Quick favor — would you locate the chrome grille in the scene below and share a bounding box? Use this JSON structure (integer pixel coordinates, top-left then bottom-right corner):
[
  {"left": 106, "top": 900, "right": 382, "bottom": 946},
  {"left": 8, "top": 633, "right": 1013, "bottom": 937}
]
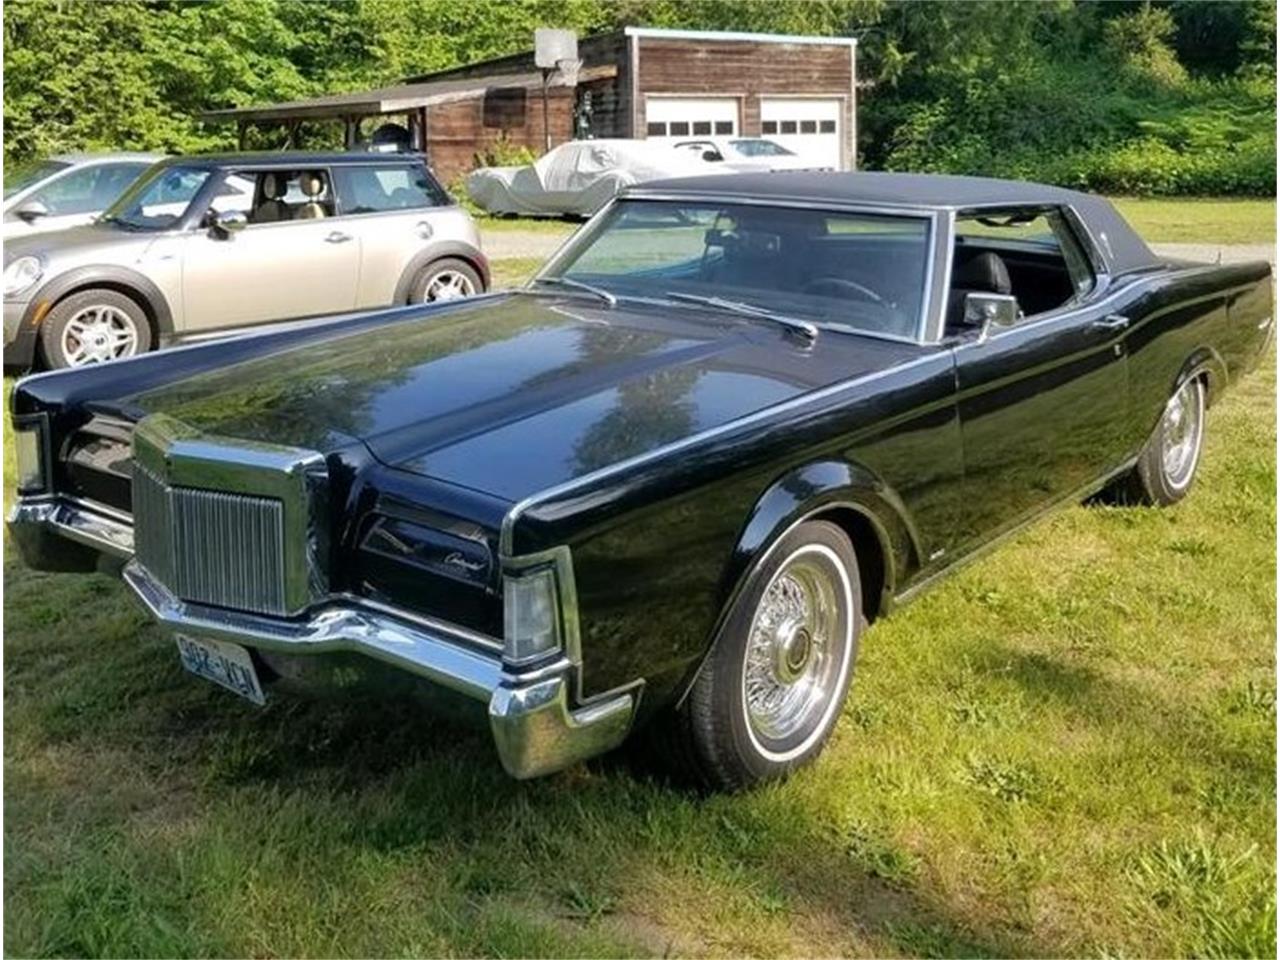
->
[{"left": 133, "top": 463, "right": 288, "bottom": 616}]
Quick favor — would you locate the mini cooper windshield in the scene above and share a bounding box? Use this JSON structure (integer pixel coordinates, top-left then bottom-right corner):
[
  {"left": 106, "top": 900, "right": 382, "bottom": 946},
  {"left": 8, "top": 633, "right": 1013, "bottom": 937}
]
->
[
  {"left": 101, "top": 165, "right": 212, "bottom": 231},
  {"left": 541, "top": 199, "right": 933, "bottom": 340}
]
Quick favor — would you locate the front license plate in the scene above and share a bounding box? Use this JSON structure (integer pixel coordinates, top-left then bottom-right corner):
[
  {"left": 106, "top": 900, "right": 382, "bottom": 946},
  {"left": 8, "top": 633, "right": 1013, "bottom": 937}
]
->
[{"left": 175, "top": 634, "right": 266, "bottom": 706}]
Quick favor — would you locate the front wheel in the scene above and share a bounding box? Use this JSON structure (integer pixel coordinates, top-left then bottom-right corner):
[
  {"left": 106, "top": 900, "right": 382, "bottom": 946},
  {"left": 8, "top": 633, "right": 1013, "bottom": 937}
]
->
[
  {"left": 407, "top": 258, "right": 482, "bottom": 304},
  {"left": 39, "top": 289, "right": 152, "bottom": 369},
  {"left": 663, "top": 520, "right": 862, "bottom": 791}
]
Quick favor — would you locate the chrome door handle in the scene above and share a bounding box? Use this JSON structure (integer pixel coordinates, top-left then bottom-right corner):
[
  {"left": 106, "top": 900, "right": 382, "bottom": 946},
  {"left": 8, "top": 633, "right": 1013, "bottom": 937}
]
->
[
  {"left": 1091, "top": 314, "right": 1130, "bottom": 332},
  {"left": 325, "top": 231, "right": 353, "bottom": 244}
]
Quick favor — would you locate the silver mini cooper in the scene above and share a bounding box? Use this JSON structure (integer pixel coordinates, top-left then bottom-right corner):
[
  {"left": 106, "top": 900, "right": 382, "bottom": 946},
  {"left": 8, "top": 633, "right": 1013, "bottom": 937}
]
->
[{"left": 3, "top": 152, "right": 488, "bottom": 369}]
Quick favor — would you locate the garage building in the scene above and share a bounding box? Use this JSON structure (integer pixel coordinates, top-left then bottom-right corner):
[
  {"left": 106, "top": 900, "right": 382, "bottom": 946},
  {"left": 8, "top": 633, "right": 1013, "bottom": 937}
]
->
[{"left": 206, "top": 27, "right": 858, "bottom": 183}]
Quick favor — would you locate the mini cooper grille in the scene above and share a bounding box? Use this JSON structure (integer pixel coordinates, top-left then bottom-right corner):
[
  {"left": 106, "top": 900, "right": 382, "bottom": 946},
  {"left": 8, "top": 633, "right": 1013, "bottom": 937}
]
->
[{"left": 133, "top": 464, "right": 288, "bottom": 615}]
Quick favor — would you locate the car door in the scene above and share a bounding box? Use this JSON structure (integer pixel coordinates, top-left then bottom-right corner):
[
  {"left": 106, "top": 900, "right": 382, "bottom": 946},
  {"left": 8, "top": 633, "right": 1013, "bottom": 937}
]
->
[
  {"left": 330, "top": 161, "right": 456, "bottom": 307},
  {"left": 179, "top": 168, "right": 361, "bottom": 333},
  {"left": 947, "top": 207, "right": 1133, "bottom": 548}
]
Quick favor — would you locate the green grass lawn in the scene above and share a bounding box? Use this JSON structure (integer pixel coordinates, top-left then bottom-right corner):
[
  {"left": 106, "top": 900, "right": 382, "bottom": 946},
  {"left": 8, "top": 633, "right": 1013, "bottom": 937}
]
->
[
  {"left": 1110, "top": 197, "right": 1276, "bottom": 246},
  {"left": 489, "top": 257, "right": 545, "bottom": 290},
  {"left": 4, "top": 339, "right": 1274, "bottom": 956}
]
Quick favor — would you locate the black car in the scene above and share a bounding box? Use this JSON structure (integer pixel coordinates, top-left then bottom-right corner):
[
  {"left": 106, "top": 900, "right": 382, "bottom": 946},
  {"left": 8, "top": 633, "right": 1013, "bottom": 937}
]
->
[{"left": 9, "top": 172, "right": 1273, "bottom": 790}]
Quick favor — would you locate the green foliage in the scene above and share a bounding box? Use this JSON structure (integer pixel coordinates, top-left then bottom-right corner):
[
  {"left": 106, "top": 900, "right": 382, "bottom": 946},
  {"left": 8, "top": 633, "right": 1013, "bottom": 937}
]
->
[
  {"left": 2, "top": 0, "right": 1275, "bottom": 196},
  {"left": 871, "top": 3, "right": 1275, "bottom": 195}
]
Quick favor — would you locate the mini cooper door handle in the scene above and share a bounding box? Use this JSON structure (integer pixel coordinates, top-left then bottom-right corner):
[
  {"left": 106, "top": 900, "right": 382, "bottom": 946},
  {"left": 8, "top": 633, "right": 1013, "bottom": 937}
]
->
[
  {"left": 1092, "top": 314, "right": 1130, "bottom": 332},
  {"left": 325, "top": 231, "right": 353, "bottom": 244}
]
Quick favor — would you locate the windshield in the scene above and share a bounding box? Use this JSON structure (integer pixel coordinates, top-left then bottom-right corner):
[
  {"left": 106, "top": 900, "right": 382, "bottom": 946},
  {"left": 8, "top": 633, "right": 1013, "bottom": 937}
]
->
[
  {"left": 729, "top": 140, "right": 794, "bottom": 158},
  {"left": 4, "top": 159, "right": 71, "bottom": 199},
  {"left": 102, "top": 164, "right": 211, "bottom": 230},
  {"left": 541, "top": 199, "right": 933, "bottom": 340}
]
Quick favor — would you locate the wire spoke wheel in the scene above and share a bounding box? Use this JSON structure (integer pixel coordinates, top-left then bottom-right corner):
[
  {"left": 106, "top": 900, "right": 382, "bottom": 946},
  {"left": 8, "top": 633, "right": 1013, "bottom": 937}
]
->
[
  {"left": 1160, "top": 377, "right": 1204, "bottom": 491},
  {"left": 741, "top": 542, "right": 852, "bottom": 759}
]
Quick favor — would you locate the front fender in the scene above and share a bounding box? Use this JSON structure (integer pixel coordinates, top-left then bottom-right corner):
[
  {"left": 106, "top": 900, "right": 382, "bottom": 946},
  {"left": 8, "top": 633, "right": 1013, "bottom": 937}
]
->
[
  {"left": 667, "top": 457, "right": 921, "bottom": 710},
  {"left": 24, "top": 264, "right": 174, "bottom": 335}
]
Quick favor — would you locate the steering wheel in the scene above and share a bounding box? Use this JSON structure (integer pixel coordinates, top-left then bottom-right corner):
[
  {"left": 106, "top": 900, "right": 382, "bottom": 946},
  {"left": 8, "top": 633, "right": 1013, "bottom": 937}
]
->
[{"left": 801, "top": 276, "right": 887, "bottom": 306}]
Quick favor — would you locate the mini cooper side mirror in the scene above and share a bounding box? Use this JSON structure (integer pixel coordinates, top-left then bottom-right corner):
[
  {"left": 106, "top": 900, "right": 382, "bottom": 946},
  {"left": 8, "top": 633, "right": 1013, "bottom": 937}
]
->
[
  {"left": 14, "top": 200, "right": 49, "bottom": 223},
  {"left": 212, "top": 209, "right": 247, "bottom": 236},
  {"left": 964, "top": 292, "right": 1020, "bottom": 339}
]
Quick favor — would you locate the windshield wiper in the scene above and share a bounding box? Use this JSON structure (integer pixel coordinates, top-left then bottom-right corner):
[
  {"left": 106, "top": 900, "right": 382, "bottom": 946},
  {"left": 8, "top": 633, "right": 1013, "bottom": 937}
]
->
[
  {"left": 529, "top": 275, "right": 617, "bottom": 308},
  {"left": 664, "top": 292, "right": 818, "bottom": 342}
]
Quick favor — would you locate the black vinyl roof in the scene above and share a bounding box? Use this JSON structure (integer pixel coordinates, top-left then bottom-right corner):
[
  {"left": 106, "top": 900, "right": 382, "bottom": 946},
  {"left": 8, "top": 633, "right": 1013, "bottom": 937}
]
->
[{"left": 628, "top": 171, "right": 1160, "bottom": 274}]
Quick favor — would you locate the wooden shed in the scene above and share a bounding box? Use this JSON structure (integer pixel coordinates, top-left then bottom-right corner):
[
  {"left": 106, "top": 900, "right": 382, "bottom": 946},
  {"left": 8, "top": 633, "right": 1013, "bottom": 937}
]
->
[{"left": 205, "top": 27, "right": 858, "bottom": 184}]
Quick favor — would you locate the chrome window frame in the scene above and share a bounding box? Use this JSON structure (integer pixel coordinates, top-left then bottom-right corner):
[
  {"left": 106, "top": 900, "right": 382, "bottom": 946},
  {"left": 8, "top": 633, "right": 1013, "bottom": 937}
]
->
[
  {"left": 938, "top": 201, "right": 1118, "bottom": 346},
  {"left": 536, "top": 193, "right": 945, "bottom": 345}
]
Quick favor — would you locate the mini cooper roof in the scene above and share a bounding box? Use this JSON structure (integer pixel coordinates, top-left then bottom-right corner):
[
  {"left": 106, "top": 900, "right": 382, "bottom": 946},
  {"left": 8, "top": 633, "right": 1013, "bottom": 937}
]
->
[{"left": 628, "top": 171, "right": 1160, "bottom": 275}]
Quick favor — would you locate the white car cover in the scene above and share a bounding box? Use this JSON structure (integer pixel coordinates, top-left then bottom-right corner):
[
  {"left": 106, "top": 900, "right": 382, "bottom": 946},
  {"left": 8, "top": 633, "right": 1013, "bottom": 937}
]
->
[{"left": 466, "top": 139, "right": 726, "bottom": 217}]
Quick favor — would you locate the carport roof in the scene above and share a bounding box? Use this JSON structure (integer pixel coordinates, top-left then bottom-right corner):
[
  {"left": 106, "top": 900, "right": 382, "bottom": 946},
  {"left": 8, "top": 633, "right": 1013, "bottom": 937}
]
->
[{"left": 203, "top": 65, "right": 616, "bottom": 124}]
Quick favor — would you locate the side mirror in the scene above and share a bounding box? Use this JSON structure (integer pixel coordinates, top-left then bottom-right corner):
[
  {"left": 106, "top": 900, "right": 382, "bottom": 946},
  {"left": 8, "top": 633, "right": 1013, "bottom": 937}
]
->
[
  {"left": 964, "top": 292, "right": 1020, "bottom": 339},
  {"left": 14, "top": 200, "right": 49, "bottom": 223},
  {"left": 702, "top": 150, "right": 722, "bottom": 162},
  {"left": 211, "top": 209, "right": 247, "bottom": 236}
]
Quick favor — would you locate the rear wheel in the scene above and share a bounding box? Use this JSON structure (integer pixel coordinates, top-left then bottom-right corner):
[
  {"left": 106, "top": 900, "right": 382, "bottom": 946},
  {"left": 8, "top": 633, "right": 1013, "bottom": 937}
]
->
[
  {"left": 1122, "top": 376, "right": 1207, "bottom": 505},
  {"left": 407, "top": 258, "right": 482, "bottom": 304},
  {"left": 662, "top": 520, "right": 862, "bottom": 791},
  {"left": 39, "top": 289, "right": 151, "bottom": 369}
]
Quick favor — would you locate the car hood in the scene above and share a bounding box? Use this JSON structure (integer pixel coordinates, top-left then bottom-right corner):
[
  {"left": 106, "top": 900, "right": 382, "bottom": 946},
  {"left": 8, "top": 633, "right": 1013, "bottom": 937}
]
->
[
  {"left": 124, "top": 293, "right": 917, "bottom": 503},
  {"left": 4, "top": 220, "right": 147, "bottom": 263}
]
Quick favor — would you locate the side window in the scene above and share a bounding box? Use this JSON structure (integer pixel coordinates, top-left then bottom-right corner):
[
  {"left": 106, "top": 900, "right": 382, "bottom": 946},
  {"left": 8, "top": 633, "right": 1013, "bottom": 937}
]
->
[
  {"left": 333, "top": 164, "right": 449, "bottom": 215},
  {"left": 30, "top": 165, "right": 110, "bottom": 215},
  {"left": 239, "top": 170, "right": 335, "bottom": 224},
  {"left": 950, "top": 207, "right": 1097, "bottom": 327}
]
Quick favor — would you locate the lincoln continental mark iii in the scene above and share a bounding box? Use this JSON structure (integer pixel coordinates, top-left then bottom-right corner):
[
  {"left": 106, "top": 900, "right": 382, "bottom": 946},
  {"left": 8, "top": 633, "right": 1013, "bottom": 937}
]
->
[{"left": 9, "top": 173, "right": 1273, "bottom": 791}]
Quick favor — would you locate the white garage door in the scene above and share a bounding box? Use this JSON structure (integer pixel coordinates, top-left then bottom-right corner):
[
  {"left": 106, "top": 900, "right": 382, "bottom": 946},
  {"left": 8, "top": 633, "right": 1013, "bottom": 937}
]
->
[
  {"left": 761, "top": 98, "right": 844, "bottom": 170},
  {"left": 645, "top": 97, "right": 739, "bottom": 141}
]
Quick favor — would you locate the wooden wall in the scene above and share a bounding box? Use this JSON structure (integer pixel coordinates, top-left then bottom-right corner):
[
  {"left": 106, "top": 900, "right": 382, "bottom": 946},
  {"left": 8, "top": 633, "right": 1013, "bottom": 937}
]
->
[
  {"left": 420, "top": 33, "right": 856, "bottom": 180},
  {"left": 634, "top": 37, "right": 854, "bottom": 163},
  {"left": 425, "top": 88, "right": 575, "bottom": 184}
]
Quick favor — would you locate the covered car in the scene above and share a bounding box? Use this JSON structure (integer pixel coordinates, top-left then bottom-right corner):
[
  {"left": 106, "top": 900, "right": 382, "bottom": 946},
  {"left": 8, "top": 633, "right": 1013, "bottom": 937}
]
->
[{"left": 465, "top": 138, "right": 727, "bottom": 217}]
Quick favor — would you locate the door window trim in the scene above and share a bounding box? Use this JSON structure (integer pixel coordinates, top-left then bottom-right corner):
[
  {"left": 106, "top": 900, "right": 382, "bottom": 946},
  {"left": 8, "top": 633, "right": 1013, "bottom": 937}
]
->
[{"left": 940, "top": 203, "right": 1117, "bottom": 345}]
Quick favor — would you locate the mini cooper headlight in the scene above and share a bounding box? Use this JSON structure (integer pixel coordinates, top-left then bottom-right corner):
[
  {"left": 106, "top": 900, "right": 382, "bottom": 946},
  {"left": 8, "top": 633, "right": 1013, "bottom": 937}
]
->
[
  {"left": 13, "top": 415, "right": 49, "bottom": 493},
  {"left": 503, "top": 565, "right": 561, "bottom": 664},
  {"left": 3, "top": 256, "right": 43, "bottom": 298}
]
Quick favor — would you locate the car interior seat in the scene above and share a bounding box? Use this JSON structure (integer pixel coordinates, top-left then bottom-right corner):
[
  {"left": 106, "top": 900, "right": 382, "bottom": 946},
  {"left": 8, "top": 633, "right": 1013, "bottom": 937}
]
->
[
  {"left": 947, "top": 249, "right": 1014, "bottom": 330},
  {"left": 254, "top": 173, "right": 290, "bottom": 223},
  {"left": 295, "top": 171, "right": 328, "bottom": 219}
]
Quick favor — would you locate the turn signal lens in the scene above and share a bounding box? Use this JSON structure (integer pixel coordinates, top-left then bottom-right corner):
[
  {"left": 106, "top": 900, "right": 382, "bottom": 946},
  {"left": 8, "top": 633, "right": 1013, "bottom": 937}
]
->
[
  {"left": 14, "top": 420, "right": 46, "bottom": 492},
  {"left": 503, "top": 566, "right": 561, "bottom": 664}
]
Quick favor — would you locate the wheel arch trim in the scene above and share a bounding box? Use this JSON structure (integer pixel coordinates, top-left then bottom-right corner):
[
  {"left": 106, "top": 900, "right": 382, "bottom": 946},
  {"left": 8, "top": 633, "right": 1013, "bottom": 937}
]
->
[
  {"left": 393, "top": 242, "right": 491, "bottom": 303},
  {"left": 23, "top": 265, "right": 174, "bottom": 337}
]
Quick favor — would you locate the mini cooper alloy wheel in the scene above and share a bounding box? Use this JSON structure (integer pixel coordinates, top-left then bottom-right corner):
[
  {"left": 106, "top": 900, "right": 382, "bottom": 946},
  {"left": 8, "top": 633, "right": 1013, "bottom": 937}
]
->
[
  {"left": 60, "top": 304, "right": 142, "bottom": 366},
  {"left": 423, "top": 269, "right": 476, "bottom": 302},
  {"left": 741, "top": 541, "right": 854, "bottom": 762}
]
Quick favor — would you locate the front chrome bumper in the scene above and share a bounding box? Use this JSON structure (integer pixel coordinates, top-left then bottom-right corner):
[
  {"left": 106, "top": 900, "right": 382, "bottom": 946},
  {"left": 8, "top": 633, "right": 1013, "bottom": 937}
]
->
[{"left": 8, "top": 496, "right": 638, "bottom": 779}]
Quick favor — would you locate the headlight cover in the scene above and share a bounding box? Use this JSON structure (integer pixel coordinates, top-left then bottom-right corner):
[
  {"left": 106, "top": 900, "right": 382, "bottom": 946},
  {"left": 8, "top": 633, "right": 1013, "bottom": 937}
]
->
[
  {"left": 503, "top": 565, "right": 561, "bottom": 664},
  {"left": 13, "top": 415, "right": 49, "bottom": 493},
  {"left": 3, "top": 256, "right": 43, "bottom": 298}
]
